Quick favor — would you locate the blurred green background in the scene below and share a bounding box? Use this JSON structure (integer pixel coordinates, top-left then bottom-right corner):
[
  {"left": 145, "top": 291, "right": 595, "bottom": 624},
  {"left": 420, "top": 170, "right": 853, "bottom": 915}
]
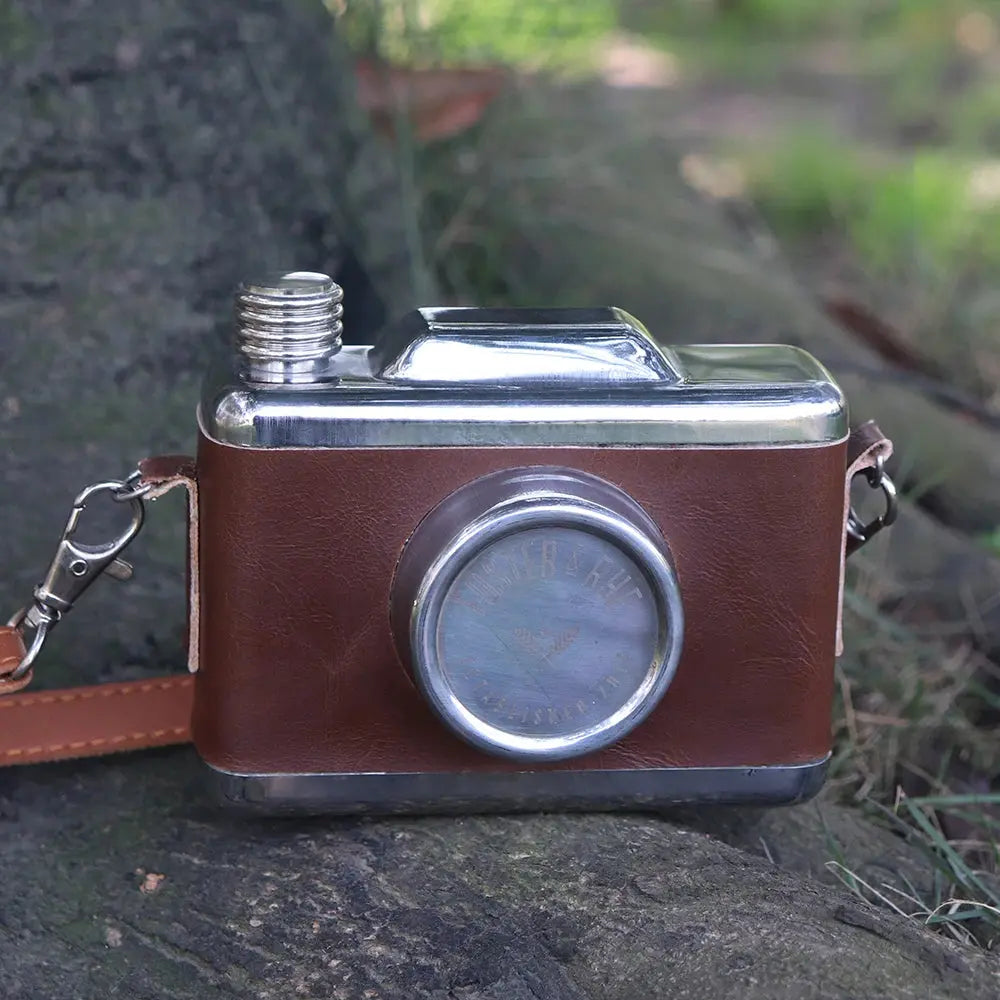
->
[
  {"left": 339, "top": 0, "right": 1000, "bottom": 407},
  {"left": 333, "top": 0, "right": 1000, "bottom": 945}
]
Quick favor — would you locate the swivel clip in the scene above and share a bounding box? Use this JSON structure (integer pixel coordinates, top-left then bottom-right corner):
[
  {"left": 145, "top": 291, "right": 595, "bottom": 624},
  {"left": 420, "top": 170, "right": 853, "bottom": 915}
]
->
[{"left": 4, "top": 473, "right": 150, "bottom": 683}]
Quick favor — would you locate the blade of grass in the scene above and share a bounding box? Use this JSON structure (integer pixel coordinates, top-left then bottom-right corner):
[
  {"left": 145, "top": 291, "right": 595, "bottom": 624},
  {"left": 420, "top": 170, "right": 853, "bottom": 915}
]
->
[{"left": 901, "top": 799, "right": 1000, "bottom": 909}]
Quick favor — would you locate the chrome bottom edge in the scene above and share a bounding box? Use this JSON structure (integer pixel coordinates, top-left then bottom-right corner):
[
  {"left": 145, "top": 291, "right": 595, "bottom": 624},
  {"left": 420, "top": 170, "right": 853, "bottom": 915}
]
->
[{"left": 207, "top": 757, "right": 829, "bottom": 815}]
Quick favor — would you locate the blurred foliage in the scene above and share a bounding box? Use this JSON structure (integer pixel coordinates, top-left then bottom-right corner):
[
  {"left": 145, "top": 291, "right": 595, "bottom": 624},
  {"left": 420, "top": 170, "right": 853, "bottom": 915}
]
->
[
  {"left": 339, "top": 1, "right": 1000, "bottom": 302},
  {"left": 335, "top": 1, "right": 1000, "bottom": 406},
  {"left": 952, "top": 80, "right": 1000, "bottom": 147},
  {"left": 339, "top": 0, "right": 614, "bottom": 69},
  {"left": 0, "top": 2, "right": 38, "bottom": 57},
  {"left": 749, "top": 135, "right": 1000, "bottom": 277},
  {"left": 984, "top": 525, "right": 1000, "bottom": 553},
  {"left": 621, "top": 1, "right": 989, "bottom": 54}
]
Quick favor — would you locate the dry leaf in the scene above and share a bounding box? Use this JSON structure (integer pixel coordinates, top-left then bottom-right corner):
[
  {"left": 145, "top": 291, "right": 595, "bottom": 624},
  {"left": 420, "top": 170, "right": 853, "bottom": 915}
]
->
[{"left": 355, "top": 59, "right": 506, "bottom": 142}]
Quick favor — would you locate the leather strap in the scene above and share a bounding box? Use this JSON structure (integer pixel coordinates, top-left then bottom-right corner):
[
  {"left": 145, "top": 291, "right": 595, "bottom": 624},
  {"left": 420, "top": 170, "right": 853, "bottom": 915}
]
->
[
  {"left": 0, "top": 672, "right": 194, "bottom": 765},
  {"left": 0, "top": 627, "right": 32, "bottom": 694},
  {"left": 0, "top": 427, "right": 891, "bottom": 766}
]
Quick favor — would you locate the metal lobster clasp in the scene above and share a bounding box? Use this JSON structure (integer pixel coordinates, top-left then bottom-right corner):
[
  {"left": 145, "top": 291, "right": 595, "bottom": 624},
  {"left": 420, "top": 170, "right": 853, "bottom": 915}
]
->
[{"left": 4, "top": 475, "right": 149, "bottom": 683}]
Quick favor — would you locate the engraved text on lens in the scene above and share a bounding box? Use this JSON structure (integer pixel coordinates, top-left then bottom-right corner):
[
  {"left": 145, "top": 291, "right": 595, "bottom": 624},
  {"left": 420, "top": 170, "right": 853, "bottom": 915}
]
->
[{"left": 437, "top": 527, "right": 658, "bottom": 738}]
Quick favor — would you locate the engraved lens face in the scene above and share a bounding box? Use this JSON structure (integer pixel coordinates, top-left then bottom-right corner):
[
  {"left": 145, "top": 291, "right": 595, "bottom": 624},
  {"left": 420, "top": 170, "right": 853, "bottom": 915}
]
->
[
  {"left": 436, "top": 526, "right": 659, "bottom": 741},
  {"left": 393, "top": 467, "right": 684, "bottom": 762}
]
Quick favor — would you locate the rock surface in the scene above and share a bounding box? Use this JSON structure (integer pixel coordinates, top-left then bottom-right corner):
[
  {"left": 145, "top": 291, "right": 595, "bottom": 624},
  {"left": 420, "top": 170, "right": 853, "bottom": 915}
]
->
[
  {"left": 1, "top": 750, "right": 998, "bottom": 1000},
  {"left": 1, "top": 2, "right": 999, "bottom": 997}
]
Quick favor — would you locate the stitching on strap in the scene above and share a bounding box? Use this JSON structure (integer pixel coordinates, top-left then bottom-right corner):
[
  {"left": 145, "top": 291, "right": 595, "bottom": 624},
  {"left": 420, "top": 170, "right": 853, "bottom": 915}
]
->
[
  {"left": 3, "top": 726, "right": 190, "bottom": 760},
  {"left": 0, "top": 676, "right": 193, "bottom": 759},
  {"left": 0, "top": 676, "right": 193, "bottom": 711}
]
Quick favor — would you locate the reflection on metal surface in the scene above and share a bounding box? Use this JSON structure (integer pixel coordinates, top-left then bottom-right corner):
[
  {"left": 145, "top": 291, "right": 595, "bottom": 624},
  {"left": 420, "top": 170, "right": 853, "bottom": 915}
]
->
[
  {"left": 203, "top": 299, "right": 848, "bottom": 447},
  {"left": 374, "top": 307, "right": 681, "bottom": 385},
  {"left": 393, "top": 468, "right": 683, "bottom": 762},
  {"left": 234, "top": 271, "right": 343, "bottom": 384},
  {"left": 201, "top": 355, "right": 847, "bottom": 450},
  {"left": 208, "top": 757, "right": 830, "bottom": 814}
]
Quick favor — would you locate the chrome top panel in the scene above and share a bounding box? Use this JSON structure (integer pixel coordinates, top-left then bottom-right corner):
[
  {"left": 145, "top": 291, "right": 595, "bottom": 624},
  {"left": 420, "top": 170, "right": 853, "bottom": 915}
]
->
[{"left": 202, "top": 307, "right": 848, "bottom": 448}]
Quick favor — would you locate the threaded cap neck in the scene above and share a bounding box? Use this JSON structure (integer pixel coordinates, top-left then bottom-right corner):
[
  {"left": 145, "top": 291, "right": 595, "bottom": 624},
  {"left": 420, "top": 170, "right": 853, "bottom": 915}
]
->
[{"left": 235, "top": 271, "right": 344, "bottom": 383}]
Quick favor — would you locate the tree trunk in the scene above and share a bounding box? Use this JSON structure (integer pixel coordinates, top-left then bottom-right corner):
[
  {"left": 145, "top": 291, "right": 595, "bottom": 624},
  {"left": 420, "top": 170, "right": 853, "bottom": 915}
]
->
[{"left": 0, "top": 0, "right": 422, "bottom": 685}]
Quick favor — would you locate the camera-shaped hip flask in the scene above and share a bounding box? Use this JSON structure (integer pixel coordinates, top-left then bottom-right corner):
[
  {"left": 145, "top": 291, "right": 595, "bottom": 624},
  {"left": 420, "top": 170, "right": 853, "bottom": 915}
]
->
[{"left": 195, "top": 271, "right": 850, "bottom": 812}]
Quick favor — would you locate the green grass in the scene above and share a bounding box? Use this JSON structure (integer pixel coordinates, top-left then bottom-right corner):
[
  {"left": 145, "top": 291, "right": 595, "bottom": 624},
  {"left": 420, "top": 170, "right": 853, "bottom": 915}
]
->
[
  {"left": 746, "top": 132, "right": 1000, "bottom": 278},
  {"left": 743, "top": 128, "right": 1000, "bottom": 400},
  {"left": 832, "top": 578, "right": 1000, "bottom": 947},
  {"left": 828, "top": 793, "right": 1000, "bottom": 948},
  {"left": 952, "top": 79, "right": 1000, "bottom": 148}
]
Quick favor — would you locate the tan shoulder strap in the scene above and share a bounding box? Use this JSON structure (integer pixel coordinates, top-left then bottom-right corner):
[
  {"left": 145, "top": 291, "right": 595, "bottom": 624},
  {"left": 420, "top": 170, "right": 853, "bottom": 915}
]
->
[
  {"left": 0, "top": 664, "right": 193, "bottom": 765},
  {"left": 0, "top": 426, "right": 893, "bottom": 766}
]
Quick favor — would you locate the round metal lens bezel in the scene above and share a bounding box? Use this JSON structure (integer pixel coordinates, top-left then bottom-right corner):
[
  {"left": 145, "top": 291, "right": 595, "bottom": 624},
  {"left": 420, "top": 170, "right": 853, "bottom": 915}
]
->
[{"left": 409, "top": 495, "right": 684, "bottom": 762}]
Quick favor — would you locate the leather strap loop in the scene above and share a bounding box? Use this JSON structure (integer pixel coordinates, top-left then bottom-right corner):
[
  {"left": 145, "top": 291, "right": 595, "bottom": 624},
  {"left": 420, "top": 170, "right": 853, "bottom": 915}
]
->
[
  {"left": 846, "top": 420, "right": 891, "bottom": 470},
  {"left": 835, "top": 421, "right": 893, "bottom": 655},
  {"left": 0, "top": 627, "right": 32, "bottom": 694},
  {"left": 137, "top": 454, "right": 201, "bottom": 675}
]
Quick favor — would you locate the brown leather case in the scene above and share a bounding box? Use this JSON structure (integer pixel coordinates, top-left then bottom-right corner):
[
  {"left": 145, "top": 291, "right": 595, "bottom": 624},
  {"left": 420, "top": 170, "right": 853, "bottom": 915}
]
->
[{"left": 193, "top": 433, "right": 847, "bottom": 776}]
